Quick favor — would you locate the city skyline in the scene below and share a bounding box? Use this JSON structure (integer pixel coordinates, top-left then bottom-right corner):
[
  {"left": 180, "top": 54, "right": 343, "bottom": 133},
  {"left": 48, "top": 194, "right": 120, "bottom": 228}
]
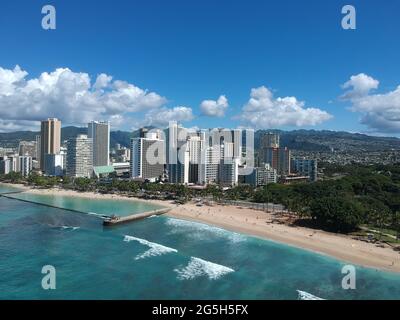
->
[
  {"left": 2, "top": 1, "right": 400, "bottom": 304},
  {"left": 0, "top": 0, "right": 400, "bottom": 137}
]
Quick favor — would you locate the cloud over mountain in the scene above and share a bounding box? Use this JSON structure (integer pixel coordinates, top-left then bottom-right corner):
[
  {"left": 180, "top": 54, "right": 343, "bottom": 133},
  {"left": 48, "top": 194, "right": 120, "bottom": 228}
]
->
[
  {"left": 341, "top": 73, "right": 400, "bottom": 133},
  {"left": 237, "top": 86, "right": 332, "bottom": 129},
  {"left": 144, "top": 106, "right": 194, "bottom": 127}
]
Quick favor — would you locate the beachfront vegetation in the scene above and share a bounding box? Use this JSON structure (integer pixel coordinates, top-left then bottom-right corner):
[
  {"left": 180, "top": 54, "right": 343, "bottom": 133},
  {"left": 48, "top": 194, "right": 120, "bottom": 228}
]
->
[
  {"left": 1, "top": 163, "right": 399, "bottom": 236},
  {"left": 0, "top": 171, "right": 23, "bottom": 183},
  {"left": 252, "top": 164, "right": 400, "bottom": 234}
]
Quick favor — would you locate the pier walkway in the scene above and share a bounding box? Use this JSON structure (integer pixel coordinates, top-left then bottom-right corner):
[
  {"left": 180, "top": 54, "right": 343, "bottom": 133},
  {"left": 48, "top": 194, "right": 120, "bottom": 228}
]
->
[
  {"left": 1, "top": 191, "right": 172, "bottom": 225},
  {"left": 103, "top": 207, "right": 172, "bottom": 226}
]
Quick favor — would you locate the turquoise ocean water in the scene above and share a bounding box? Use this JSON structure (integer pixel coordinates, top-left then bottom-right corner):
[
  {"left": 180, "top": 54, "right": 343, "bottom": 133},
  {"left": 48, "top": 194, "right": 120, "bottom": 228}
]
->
[
  {"left": 7, "top": 191, "right": 165, "bottom": 217},
  {"left": 1, "top": 185, "right": 400, "bottom": 300}
]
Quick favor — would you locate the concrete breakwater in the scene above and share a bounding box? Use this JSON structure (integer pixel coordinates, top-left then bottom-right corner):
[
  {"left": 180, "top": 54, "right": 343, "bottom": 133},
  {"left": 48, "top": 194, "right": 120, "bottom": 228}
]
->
[
  {"left": 103, "top": 207, "right": 172, "bottom": 226},
  {"left": 0, "top": 194, "right": 111, "bottom": 219},
  {"left": 0, "top": 191, "right": 24, "bottom": 195},
  {"left": 0, "top": 191, "right": 171, "bottom": 225}
]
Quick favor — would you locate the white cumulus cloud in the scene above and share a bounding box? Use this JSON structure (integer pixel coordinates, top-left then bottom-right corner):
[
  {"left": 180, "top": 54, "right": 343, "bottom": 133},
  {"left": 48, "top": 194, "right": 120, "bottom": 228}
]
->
[
  {"left": 200, "top": 95, "right": 228, "bottom": 117},
  {"left": 93, "top": 73, "right": 113, "bottom": 90},
  {"left": 341, "top": 74, "right": 400, "bottom": 133},
  {"left": 0, "top": 65, "right": 168, "bottom": 131},
  {"left": 237, "top": 86, "right": 332, "bottom": 129},
  {"left": 144, "top": 106, "right": 194, "bottom": 127},
  {"left": 341, "top": 73, "right": 380, "bottom": 99},
  {"left": 0, "top": 119, "right": 40, "bottom": 132}
]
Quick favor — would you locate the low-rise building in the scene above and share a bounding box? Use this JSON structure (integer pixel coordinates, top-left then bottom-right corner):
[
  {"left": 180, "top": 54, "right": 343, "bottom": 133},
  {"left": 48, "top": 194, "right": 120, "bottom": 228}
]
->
[
  {"left": 291, "top": 158, "right": 318, "bottom": 182},
  {"left": 245, "top": 163, "right": 277, "bottom": 186}
]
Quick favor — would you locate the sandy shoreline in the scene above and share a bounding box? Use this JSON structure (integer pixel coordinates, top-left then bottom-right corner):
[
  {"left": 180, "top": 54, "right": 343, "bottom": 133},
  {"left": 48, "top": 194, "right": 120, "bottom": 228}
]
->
[
  {"left": 0, "top": 183, "right": 174, "bottom": 208},
  {"left": 168, "top": 205, "right": 400, "bottom": 273},
  {"left": 2, "top": 182, "right": 400, "bottom": 273}
]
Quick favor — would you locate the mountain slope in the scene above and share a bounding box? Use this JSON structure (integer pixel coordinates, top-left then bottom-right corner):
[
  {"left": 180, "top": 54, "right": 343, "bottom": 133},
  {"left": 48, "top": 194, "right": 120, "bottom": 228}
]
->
[{"left": 0, "top": 127, "right": 399, "bottom": 152}]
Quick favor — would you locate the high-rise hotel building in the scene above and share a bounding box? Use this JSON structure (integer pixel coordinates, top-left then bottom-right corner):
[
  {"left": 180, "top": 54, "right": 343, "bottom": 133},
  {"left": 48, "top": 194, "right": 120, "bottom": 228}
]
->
[
  {"left": 66, "top": 135, "right": 93, "bottom": 178},
  {"left": 130, "top": 132, "right": 165, "bottom": 182},
  {"left": 88, "top": 121, "right": 110, "bottom": 167},
  {"left": 165, "top": 123, "right": 243, "bottom": 186},
  {"left": 260, "top": 132, "right": 280, "bottom": 148},
  {"left": 40, "top": 118, "right": 61, "bottom": 171},
  {"left": 259, "top": 132, "right": 291, "bottom": 175},
  {"left": 263, "top": 146, "right": 291, "bottom": 175}
]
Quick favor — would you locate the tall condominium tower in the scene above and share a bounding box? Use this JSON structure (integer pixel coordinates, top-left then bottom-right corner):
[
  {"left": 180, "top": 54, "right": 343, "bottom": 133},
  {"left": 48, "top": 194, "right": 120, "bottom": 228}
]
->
[
  {"left": 66, "top": 135, "right": 93, "bottom": 178},
  {"left": 260, "top": 132, "right": 280, "bottom": 148},
  {"left": 209, "top": 128, "right": 242, "bottom": 160},
  {"left": 130, "top": 132, "right": 165, "bottom": 181},
  {"left": 170, "top": 134, "right": 205, "bottom": 185},
  {"left": 166, "top": 121, "right": 187, "bottom": 165},
  {"left": 164, "top": 124, "right": 250, "bottom": 186},
  {"left": 18, "top": 156, "right": 33, "bottom": 177},
  {"left": 35, "top": 135, "right": 41, "bottom": 165},
  {"left": 166, "top": 121, "right": 189, "bottom": 183},
  {"left": 88, "top": 121, "right": 110, "bottom": 167},
  {"left": 40, "top": 118, "right": 61, "bottom": 171},
  {"left": 264, "top": 146, "right": 291, "bottom": 175},
  {"left": 18, "top": 141, "right": 37, "bottom": 158}
]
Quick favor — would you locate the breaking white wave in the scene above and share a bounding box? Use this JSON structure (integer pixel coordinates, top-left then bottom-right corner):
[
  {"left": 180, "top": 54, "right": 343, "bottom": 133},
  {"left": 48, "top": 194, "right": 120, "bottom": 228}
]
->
[
  {"left": 124, "top": 235, "right": 177, "bottom": 260},
  {"left": 61, "top": 226, "right": 80, "bottom": 231},
  {"left": 174, "top": 257, "right": 235, "bottom": 280},
  {"left": 297, "top": 290, "right": 325, "bottom": 300},
  {"left": 87, "top": 212, "right": 106, "bottom": 218},
  {"left": 147, "top": 215, "right": 158, "bottom": 218},
  {"left": 47, "top": 224, "right": 80, "bottom": 231},
  {"left": 165, "top": 218, "right": 246, "bottom": 243}
]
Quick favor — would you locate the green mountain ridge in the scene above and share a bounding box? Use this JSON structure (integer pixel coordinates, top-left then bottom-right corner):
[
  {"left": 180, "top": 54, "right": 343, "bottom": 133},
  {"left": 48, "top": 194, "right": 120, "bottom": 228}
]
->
[{"left": 0, "top": 126, "right": 399, "bottom": 152}]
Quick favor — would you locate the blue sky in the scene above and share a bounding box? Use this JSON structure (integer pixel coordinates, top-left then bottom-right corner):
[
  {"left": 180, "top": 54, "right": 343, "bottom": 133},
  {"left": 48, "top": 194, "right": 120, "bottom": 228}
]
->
[{"left": 0, "top": 0, "right": 399, "bottom": 135}]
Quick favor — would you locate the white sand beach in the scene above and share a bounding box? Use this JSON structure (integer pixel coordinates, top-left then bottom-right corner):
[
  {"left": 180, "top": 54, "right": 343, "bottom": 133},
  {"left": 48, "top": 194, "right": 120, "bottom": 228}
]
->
[{"left": 3, "top": 182, "right": 400, "bottom": 273}]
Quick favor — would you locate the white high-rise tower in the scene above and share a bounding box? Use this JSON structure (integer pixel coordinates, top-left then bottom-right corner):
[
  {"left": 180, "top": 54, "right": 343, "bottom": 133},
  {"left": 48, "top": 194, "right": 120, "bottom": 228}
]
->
[{"left": 88, "top": 121, "right": 110, "bottom": 167}]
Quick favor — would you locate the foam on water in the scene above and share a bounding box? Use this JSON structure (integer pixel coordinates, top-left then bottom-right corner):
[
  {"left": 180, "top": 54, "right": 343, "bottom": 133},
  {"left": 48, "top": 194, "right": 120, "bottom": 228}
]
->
[
  {"left": 175, "top": 257, "right": 235, "bottom": 280},
  {"left": 297, "top": 290, "right": 325, "bottom": 300},
  {"left": 47, "top": 224, "right": 80, "bottom": 231},
  {"left": 87, "top": 212, "right": 107, "bottom": 219},
  {"left": 61, "top": 226, "right": 80, "bottom": 231},
  {"left": 124, "top": 235, "right": 178, "bottom": 260},
  {"left": 165, "top": 217, "right": 246, "bottom": 243}
]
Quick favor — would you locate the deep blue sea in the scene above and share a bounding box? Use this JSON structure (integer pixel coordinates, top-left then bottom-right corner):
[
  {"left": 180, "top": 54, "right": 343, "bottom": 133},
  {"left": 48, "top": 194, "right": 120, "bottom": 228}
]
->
[{"left": 1, "top": 184, "right": 400, "bottom": 300}]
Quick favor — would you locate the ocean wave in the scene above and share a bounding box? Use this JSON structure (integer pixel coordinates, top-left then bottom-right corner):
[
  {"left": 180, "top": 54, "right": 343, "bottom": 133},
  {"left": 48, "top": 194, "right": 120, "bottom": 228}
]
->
[
  {"left": 296, "top": 290, "right": 325, "bottom": 300},
  {"left": 87, "top": 212, "right": 107, "bottom": 219},
  {"left": 174, "top": 257, "right": 234, "bottom": 281},
  {"left": 165, "top": 218, "right": 246, "bottom": 243},
  {"left": 47, "top": 224, "right": 80, "bottom": 231},
  {"left": 124, "top": 235, "right": 177, "bottom": 260},
  {"left": 60, "top": 226, "right": 80, "bottom": 231}
]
